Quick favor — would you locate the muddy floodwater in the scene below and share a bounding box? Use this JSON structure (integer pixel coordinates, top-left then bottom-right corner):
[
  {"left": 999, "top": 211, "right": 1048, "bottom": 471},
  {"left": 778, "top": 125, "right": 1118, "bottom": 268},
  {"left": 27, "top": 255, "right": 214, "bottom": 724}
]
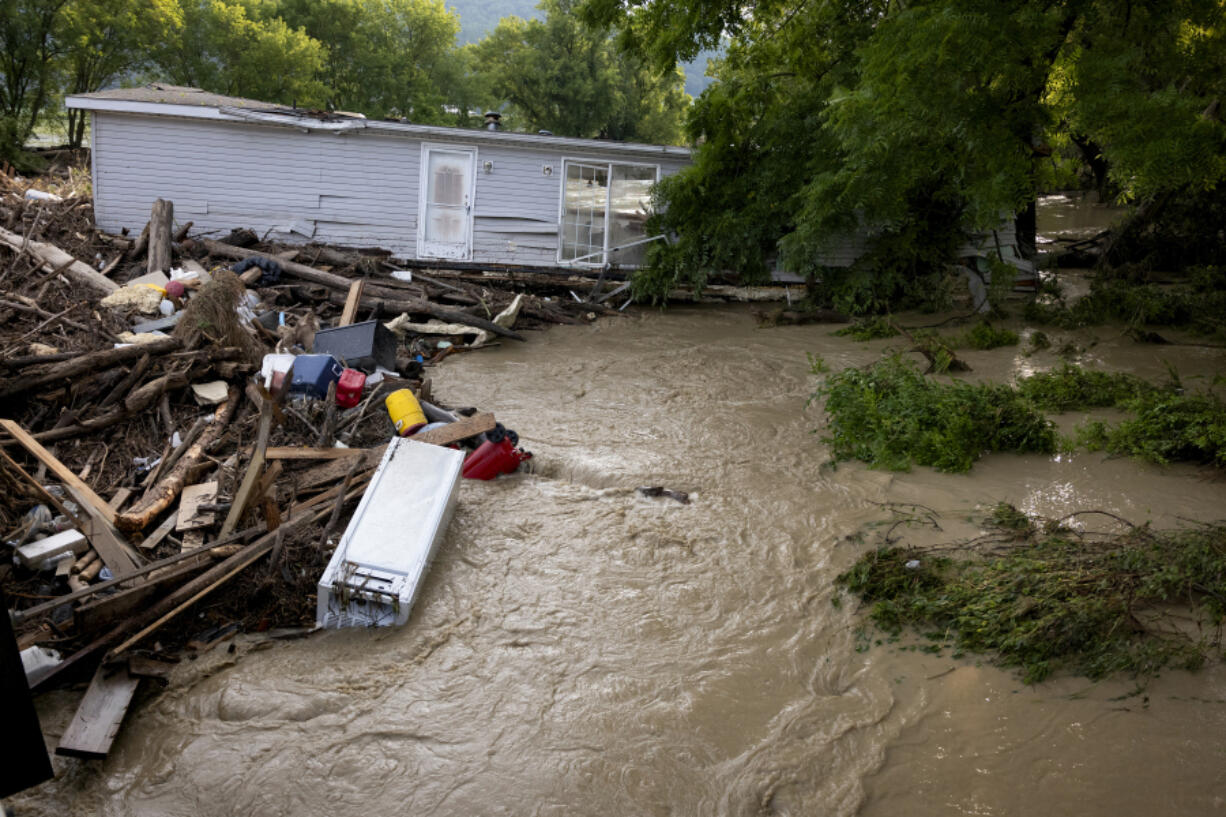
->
[{"left": 17, "top": 306, "right": 1226, "bottom": 817}]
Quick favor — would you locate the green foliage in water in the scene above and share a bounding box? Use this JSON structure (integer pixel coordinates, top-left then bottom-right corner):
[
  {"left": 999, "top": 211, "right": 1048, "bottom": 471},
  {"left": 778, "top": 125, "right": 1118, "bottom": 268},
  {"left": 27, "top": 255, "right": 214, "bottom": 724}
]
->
[
  {"left": 1024, "top": 268, "right": 1226, "bottom": 336},
  {"left": 813, "top": 355, "right": 1056, "bottom": 472},
  {"left": 1079, "top": 391, "right": 1226, "bottom": 468},
  {"left": 1016, "top": 364, "right": 1159, "bottom": 412},
  {"left": 833, "top": 316, "right": 900, "bottom": 341},
  {"left": 953, "top": 322, "right": 1019, "bottom": 350},
  {"left": 837, "top": 512, "right": 1226, "bottom": 683}
]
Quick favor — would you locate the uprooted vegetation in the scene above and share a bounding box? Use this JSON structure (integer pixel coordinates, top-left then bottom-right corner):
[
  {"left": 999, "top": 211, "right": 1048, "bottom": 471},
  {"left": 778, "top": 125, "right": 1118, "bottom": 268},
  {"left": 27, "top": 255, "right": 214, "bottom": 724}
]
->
[
  {"left": 812, "top": 356, "right": 1226, "bottom": 472},
  {"left": 1023, "top": 266, "right": 1226, "bottom": 339},
  {"left": 837, "top": 504, "right": 1226, "bottom": 684}
]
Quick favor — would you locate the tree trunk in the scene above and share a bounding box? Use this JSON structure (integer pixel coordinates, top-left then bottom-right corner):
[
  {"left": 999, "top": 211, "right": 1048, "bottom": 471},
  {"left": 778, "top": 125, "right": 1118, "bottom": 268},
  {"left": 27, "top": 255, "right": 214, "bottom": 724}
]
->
[{"left": 147, "top": 199, "right": 173, "bottom": 275}]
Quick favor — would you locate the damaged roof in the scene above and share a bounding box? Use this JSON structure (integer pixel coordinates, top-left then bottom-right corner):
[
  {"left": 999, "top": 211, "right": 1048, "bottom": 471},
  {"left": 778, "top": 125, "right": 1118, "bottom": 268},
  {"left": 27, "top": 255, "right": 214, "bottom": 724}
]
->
[{"left": 67, "top": 84, "right": 691, "bottom": 159}]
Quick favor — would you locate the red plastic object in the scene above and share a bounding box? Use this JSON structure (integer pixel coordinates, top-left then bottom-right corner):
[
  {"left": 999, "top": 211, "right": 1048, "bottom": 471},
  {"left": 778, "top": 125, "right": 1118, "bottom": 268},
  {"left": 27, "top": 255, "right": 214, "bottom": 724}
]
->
[
  {"left": 335, "top": 368, "right": 366, "bottom": 409},
  {"left": 462, "top": 437, "right": 531, "bottom": 480}
]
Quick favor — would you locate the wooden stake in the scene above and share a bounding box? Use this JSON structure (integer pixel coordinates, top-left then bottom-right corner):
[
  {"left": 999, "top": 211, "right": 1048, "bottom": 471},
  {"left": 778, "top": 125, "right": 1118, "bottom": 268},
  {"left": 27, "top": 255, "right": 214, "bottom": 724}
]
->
[{"left": 339, "top": 279, "right": 365, "bottom": 326}]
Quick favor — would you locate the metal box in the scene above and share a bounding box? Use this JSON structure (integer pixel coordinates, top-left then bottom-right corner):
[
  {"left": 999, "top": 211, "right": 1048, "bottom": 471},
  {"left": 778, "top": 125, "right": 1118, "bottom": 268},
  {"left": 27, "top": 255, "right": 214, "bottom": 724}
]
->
[
  {"left": 316, "top": 438, "right": 464, "bottom": 628},
  {"left": 313, "top": 320, "right": 398, "bottom": 373}
]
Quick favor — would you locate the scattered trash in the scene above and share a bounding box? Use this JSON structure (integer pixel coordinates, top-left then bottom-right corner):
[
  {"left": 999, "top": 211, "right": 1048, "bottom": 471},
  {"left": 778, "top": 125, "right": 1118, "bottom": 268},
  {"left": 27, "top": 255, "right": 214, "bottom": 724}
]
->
[
  {"left": 289, "top": 354, "right": 344, "bottom": 399},
  {"left": 905, "top": 559, "right": 922, "bottom": 570},
  {"left": 231, "top": 255, "right": 282, "bottom": 286},
  {"left": 190, "top": 380, "right": 229, "bottom": 406},
  {"left": 15, "top": 529, "right": 87, "bottom": 571},
  {"left": 462, "top": 425, "right": 532, "bottom": 480},
  {"left": 336, "top": 368, "right": 366, "bottom": 409}
]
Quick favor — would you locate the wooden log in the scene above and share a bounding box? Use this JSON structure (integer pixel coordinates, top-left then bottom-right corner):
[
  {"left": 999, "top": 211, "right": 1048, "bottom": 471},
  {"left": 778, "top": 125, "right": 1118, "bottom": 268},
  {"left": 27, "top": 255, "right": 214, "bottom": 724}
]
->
[
  {"left": 0, "top": 336, "right": 180, "bottom": 399},
  {"left": 98, "top": 353, "right": 151, "bottom": 409},
  {"left": 172, "top": 220, "right": 193, "bottom": 243},
  {"left": 127, "top": 221, "right": 150, "bottom": 260},
  {"left": 204, "top": 239, "right": 524, "bottom": 340},
  {"left": 340, "top": 279, "right": 365, "bottom": 326},
  {"left": 114, "top": 387, "right": 239, "bottom": 533},
  {"left": 147, "top": 199, "right": 173, "bottom": 275},
  {"left": 55, "top": 662, "right": 140, "bottom": 759},
  {"left": 0, "top": 225, "right": 119, "bottom": 296}
]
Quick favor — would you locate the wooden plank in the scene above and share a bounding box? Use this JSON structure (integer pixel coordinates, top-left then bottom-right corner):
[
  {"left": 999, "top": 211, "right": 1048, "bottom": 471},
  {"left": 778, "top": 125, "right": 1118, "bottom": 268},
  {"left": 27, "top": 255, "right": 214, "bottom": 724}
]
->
[
  {"left": 67, "top": 487, "right": 141, "bottom": 578},
  {"left": 220, "top": 403, "right": 272, "bottom": 537},
  {"left": 413, "top": 412, "right": 496, "bottom": 445},
  {"left": 107, "top": 488, "right": 133, "bottom": 511},
  {"left": 267, "top": 446, "right": 365, "bottom": 460},
  {"left": 339, "top": 279, "right": 365, "bottom": 326},
  {"left": 56, "top": 662, "right": 141, "bottom": 759},
  {"left": 138, "top": 511, "right": 177, "bottom": 550},
  {"left": 176, "top": 481, "right": 218, "bottom": 531},
  {"left": 1, "top": 419, "right": 116, "bottom": 525}
]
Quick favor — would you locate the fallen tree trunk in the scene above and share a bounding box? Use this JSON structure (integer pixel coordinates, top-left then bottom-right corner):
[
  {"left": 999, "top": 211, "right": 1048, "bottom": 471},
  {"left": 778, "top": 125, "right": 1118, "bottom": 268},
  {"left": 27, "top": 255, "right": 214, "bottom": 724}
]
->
[
  {"left": 204, "top": 238, "right": 525, "bottom": 341},
  {"left": 0, "top": 225, "right": 119, "bottom": 296},
  {"left": 114, "top": 386, "right": 239, "bottom": 532},
  {"left": 0, "top": 336, "right": 181, "bottom": 399}
]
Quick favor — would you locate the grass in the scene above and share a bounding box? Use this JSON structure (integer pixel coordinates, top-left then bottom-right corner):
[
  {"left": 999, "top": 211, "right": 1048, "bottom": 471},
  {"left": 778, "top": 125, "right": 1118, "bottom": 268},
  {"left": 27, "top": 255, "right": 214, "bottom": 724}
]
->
[{"left": 837, "top": 508, "right": 1226, "bottom": 684}]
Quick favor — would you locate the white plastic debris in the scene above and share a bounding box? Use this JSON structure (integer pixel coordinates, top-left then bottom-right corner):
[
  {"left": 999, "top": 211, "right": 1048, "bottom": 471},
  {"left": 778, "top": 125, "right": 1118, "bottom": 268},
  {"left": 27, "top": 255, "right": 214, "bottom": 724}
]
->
[
  {"left": 24, "top": 189, "right": 62, "bottom": 202},
  {"left": 390, "top": 270, "right": 414, "bottom": 282},
  {"left": 15, "top": 529, "right": 87, "bottom": 570}
]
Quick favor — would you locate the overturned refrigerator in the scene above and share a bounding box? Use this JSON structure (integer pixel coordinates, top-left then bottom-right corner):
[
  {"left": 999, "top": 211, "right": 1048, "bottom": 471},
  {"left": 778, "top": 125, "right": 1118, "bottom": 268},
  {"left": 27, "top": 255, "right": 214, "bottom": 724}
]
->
[{"left": 316, "top": 438, "right": 465, "bottom": 628}]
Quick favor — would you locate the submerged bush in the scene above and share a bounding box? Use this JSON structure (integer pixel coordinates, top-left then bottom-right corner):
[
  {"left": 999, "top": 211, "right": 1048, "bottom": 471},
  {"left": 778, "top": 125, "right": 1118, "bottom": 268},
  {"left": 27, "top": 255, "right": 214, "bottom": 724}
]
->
[
  {"left": 1016, "top": 364, "right": 1160, "bottom": 412},
  {"left": 1024, "top": 268, "right": 1226, "bottom": 336},
  {"left": 837, "top": 512, "right": 1226, "bottom": 683},
  {"left": 955, "top": 321, "right": 1019, "bottom": 350},
  {"left": 813, "top": 355, "right": 1056, "bottom": 472},
  {"left": 1080, "top": 391, "right": 1226, "bottom": 467}
]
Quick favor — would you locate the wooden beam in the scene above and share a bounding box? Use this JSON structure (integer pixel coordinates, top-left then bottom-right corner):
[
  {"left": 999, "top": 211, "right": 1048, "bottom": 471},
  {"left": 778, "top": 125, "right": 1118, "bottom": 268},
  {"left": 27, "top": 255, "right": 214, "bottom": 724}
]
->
[
  {"left": 220, "top": 400, "right": 273, "bottom": 537},
  {"left": 1, "top": 419, "right": 115, "bottom": 525},
  {"left": 413, "top": 412, "right": 496, "bottom": 445},
  {"left": 55, "top": 662, "right": 141, "bottom": 759},
  {"left": 267, "top": 446, "right": 365, "bottom": 460},
  {"left": 339, "top": 279, "right": 365, "bottom": 326},
  {"left": 67, "top": 488, "right": 140, "bottom": 578},
  {"left": 0, "top": 225, "right": 120, "bottom": 296}
]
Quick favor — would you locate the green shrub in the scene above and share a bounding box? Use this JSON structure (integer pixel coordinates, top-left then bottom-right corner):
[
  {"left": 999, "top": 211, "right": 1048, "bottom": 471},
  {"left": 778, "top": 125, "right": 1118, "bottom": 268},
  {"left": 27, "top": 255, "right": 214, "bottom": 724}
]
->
[
  {"left": 1080, "top": 391, "right": 1226, "bottom": 467},
  {"left": 955, "top": 321, "right": 1019, "bottom": 350},
  {"left": 814, "top": 355, "right": 1057, "bottom": 472},
  {"left": 1016, "top": 364, "right": 1159, "bottom": 412}
]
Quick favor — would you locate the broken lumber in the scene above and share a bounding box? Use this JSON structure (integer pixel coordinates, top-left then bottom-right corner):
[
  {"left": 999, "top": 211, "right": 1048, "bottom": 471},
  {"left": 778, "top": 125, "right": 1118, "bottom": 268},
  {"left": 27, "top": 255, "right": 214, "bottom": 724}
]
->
[
  {"left": 0, "top": 419, "right": 116, "bottom": 525},
  {"left": 55, "top": 662, "right": 140, "bottom": 759},
  {"left": 0, "top": 225, "right": 120, "bottom": 296},
  {"left": 147, "top": 199, "right": 173, "bottom": 275},
  {"left": 340, "top": 279, "right": 365, "bottom": 326},
  {"left": 220, "top": 402, "right": 272, "bottom": 537},
  {"left": 114, "top": 386, "right": 239, "bottom": 532}
]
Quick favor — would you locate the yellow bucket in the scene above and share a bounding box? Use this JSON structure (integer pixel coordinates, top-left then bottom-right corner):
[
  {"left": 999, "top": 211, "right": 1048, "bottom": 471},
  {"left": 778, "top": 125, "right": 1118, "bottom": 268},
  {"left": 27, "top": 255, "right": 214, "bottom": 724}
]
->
[{"left": 385, "top": 389, "right": 427, "bottom": 436}]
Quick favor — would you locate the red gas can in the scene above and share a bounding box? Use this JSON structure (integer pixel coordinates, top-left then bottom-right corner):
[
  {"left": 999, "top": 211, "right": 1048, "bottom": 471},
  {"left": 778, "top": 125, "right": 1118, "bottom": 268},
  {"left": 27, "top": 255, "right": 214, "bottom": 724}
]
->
[
  {"left": 462, "top": 437, "right": 531, "bottom": 480},
  {"left": 335, "top": 368, "right": 366, "bottom": 409}
]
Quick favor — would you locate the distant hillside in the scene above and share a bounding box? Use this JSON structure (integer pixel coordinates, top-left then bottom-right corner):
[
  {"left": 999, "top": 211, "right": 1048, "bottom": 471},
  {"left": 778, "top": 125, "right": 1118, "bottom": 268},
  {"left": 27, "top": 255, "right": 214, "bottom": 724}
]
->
[{"left": 446, "top": 0, "right": 716, "bottom": 96}]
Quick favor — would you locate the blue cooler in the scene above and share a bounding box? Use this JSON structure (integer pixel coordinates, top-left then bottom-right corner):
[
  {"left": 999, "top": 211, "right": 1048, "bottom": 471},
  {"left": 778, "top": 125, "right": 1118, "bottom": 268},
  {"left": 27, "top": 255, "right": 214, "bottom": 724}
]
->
[{"left": 289, "top": 354, "right": 344, "bottom": 399}]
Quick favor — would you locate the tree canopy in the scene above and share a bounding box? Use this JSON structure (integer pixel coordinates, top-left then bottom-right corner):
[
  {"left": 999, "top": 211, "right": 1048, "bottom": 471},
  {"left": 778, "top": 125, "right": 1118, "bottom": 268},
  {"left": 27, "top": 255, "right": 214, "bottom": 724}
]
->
[
  {"left": 468, "top": 0, "right": 688, "bottom": 143},
  {"left": 582, "top": 0, "right": 1226, "bottom": 309}
]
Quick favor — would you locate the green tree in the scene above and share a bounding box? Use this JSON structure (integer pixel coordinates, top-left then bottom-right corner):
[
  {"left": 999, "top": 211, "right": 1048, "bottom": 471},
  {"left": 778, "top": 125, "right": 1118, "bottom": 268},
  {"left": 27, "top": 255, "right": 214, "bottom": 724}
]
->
[
  {"left": 585, "top": 0, "right": 1226, "bottom": 308},
  {"left": 0, "top": 0, "right": 69, "bottom": 159},
  {"left": 276, "top": 0, "right": 464, "bottom": 122},
  {"left": 470, "top": 0, "right": 687, "bottom": 143},
  {"left": 152, "top": 0, "right": 327, "bottom": 106},
  {"left": 60, "top": 0, "right": 183, "bottom": 147}
]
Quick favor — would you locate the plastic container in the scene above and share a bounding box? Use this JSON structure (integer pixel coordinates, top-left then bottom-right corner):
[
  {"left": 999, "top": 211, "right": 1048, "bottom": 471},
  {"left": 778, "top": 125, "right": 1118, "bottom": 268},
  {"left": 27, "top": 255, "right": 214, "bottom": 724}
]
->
[
  {"left": 289, "top": 354, "right": 344, "bottom": 399},
  {"left": 336, "top": 368, "right": 366, "bottom": 409},
  {"left": 385, "top": 389, "right": 427, "bottom": 436},
  {"left": 462, "top": 437, "right": 532, "bottom": 480},
  {"left": 314, "top": 320, "right": 398, "bottom": 373}
]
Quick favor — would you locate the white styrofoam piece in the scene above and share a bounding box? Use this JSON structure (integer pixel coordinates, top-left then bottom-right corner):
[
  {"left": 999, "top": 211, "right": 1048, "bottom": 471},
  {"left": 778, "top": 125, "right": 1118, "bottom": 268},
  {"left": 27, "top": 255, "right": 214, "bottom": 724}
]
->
[
  {"left": 316, "top": 438, "right": 464, "bottom": 628},
  {"left": 16, "top": 529, "right": 87, "bottom": 570},
  {"left": 260, "top": 353, "right": 296, "bottom": 388}
]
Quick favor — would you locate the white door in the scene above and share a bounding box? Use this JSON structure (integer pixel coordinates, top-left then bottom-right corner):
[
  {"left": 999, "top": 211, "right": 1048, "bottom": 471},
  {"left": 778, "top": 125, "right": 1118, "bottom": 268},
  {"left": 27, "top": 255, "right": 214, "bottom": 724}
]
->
[{"left": 418, "top": 146, "right": 476, "bottom": 260}]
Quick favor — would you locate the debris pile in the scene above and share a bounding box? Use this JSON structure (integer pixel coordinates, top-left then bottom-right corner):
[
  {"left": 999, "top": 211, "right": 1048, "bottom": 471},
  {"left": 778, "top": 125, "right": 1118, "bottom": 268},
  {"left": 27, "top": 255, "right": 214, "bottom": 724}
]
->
[{"left": 0, "top": 168, "right": 553, "bottom": 761}]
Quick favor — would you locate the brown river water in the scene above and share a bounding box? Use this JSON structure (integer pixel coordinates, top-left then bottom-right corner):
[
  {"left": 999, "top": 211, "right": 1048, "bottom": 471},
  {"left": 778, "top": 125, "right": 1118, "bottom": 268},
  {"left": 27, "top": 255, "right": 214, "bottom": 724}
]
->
[{"left": 14, "top": 303, "right": 1226, "bottom": 817}]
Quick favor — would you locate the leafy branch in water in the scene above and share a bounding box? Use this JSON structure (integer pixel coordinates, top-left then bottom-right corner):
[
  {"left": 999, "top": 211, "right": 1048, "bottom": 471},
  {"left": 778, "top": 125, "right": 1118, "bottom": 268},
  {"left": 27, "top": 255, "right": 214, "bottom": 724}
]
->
[
  {"left": 813, "top": 356, "right": 1226, "bottom": 471},
  {"left": 812, "top": 355, "right": 1056, "bottom": 472},
  {"left": 837, "top": 506, "right": 1226, "bottom": 684}
]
